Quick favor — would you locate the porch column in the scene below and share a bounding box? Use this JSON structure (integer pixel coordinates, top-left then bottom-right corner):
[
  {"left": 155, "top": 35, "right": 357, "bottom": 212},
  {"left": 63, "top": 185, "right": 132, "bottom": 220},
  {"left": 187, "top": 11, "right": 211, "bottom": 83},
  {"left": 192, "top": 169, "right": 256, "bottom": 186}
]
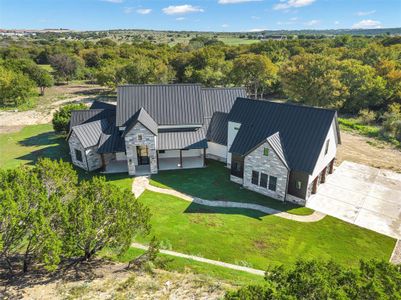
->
[
  {"left": 329, "top": 158, "right": 335, "bottom": 174},
  {"left": 312, "top": 177, "right": 318, "bottom": 194},
  {"left": 203, "top": 148, "right": 206, "bottom": 167},
  {"left": 179, "top": 149, "right": 183, "bottom": 168},
  {"left": 321, "top": 167, "right": 327, "bottom": 183}
]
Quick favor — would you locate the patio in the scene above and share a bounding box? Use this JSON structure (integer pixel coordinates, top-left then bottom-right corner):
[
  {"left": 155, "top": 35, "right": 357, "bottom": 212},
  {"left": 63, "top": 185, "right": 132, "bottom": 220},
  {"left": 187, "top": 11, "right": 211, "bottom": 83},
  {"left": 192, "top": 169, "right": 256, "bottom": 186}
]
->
[
  {"left": 103, "top": 160, "right": 128, "bottom": 174},
  {"left": 158, "top": 156, "right": 204, "bottom": 171}
]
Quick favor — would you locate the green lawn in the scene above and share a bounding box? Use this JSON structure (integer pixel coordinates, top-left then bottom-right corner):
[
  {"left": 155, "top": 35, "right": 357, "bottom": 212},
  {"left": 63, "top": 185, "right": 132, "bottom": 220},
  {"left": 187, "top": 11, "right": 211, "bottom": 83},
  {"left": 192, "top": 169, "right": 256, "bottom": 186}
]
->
[
  {"left": 150, "top": 160, "right": 312, "bottom": 215},
  {"left": 0, "top": 124, "right": 132, "bottom": 190},
  {"left": 103, "top": 247, "right": 264, "bottom": 286},
  {"left": 136, "top": 190, "right": 395, "bottom": 269}
]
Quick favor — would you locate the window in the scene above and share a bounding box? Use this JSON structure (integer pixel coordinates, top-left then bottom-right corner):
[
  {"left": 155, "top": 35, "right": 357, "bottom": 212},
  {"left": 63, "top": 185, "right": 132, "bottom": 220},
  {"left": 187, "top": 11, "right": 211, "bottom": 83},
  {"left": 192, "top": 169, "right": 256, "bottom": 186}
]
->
[
  {"left": 324, "top": 139, "right": 330, "bottom": 155},
  {"left": 75, "top": 149, "right": 83, "bottom": 162},
  {"left": 260, "top": 173, "right": 268, "bottom": 188},
  {"left": 251, "top": 171, "right": 259, "bottom": 185},
  {"left": 263, "top": 148, "right": 269, "bottom": 156},
  {"left": 137, "top": 134, "right": 143, "bottom": 141},
  {"left": 269, "top": 176, "right": 277, "bottom": 191},
  {"left": 158, "top": 150, "right": 166, "bottom": 154},
  {"left": 296, "top": 181, "right": 302, "bottom": 190},
  {"left": 234, "top": 126, "right": 240, "bottom": 130}
]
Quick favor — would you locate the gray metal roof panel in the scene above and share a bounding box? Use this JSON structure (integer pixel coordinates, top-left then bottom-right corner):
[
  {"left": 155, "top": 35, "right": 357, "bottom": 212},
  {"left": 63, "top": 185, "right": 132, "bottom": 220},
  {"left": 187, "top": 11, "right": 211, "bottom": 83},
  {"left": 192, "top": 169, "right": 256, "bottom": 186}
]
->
[
  {"left": 157, "top": 126, "right": 207, "bottom": 150},
  {"left": 202, "top": 87, "right": 247, "bottom": 118},
  {"left": 97, "top": 123, "right": 126, "bottom": 154},
  {"left": 206, "top": 112, "right": 229, "bottom": 145},
  {"left": 266, "top": 132, "right": 289, "bottom": 169},
  {"left": 229, "top": 98, "right": 338, "bottom": 174},
  {"left": 122, "top": 107, "right": 158, "bottom": 136},
  {"left": 71, "top": 119, "right": 109, "bottom": 149},
  {"left": 90, "top": 100, "right": 116, "bottom": 111},
  {"left": 116, "top": 84, "right": 204, "bottom": 126},
  {"left": 69, "top": 109, "right": 114, "bottom": 130}
]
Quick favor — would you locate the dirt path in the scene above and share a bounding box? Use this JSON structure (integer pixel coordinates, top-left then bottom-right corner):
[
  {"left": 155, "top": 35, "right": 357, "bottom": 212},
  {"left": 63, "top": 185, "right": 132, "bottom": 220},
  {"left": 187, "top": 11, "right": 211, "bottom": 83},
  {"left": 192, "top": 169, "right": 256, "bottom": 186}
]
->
[
  {"left": 132, "top": 177, "right": 326, "bottom": 222},
  {"left": 0, "top": 83, "right": 111, "bottom": 133},
  {"left": 337, "top": 132, "right": 401, "bottom": 173},
  {"left": 131, "top": 242, "right": 265, "bottom": 276}
]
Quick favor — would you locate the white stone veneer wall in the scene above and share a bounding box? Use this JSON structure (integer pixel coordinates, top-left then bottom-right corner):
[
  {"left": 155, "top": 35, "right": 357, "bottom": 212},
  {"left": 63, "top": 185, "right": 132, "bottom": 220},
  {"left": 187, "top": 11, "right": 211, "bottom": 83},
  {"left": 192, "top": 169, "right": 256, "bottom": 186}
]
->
[
  {"left": 124, "top": 123, "right": 157, "bottom": 175},
  {"left": 243, "top": 141, "right": 289, "bottom": 201}
]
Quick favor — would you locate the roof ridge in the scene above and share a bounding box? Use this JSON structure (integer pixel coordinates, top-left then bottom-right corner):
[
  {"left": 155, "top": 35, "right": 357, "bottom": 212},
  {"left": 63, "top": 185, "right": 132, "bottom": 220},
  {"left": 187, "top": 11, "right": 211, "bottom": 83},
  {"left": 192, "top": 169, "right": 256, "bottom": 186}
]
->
[
  {"left": 237, "top": 97, "right": 337, "bottom": 113},
  {"left": 118, "top": 83, "right": 202, "bottom": 87}
]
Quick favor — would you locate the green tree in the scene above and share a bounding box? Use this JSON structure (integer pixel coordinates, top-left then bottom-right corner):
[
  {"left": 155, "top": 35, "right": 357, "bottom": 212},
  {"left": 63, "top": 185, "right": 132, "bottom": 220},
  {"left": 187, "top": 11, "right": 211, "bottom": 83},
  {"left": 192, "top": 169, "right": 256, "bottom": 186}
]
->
[
  {"left": 49, "top": 54, "right": 80, "bottom": 84},
  {"left": 31, "top": 67, "right": 54, "bottom": 96},
  {"left": 52, "top": 103, "right": 87, "bottom": 134},
  {"left": 0, "top": 65, "right": 36, "bottom": 107},
  {"left": 279, "top": 54, "right": 347, "bottom": 108},
  {"left": 62, "top": 177, "right": 150, "bottom": 261},
  {"left": 231, "top": 53, "right": 278, "bottom": 98},
  {"left": 225, "top": 260, "right": 401, "bottom": 300}
]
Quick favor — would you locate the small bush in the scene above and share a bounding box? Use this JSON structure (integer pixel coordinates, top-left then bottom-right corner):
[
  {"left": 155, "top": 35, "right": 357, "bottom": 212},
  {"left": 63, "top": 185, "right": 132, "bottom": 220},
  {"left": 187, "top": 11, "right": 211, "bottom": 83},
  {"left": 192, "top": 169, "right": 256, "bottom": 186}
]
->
[
  {"left": 357, "top": 109, "right": 376, "bottom": 125},
  {"left": 52, "top": 103, "right": 87, "bottom": 134}
]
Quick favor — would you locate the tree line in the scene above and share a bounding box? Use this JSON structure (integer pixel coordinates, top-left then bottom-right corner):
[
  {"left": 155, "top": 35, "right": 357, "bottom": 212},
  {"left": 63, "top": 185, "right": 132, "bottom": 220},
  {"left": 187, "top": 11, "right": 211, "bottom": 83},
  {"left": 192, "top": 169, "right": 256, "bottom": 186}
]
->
[
  {"left": 0, "top": 158, "right": 150, "bottom": 274},
  {"left": 0, "top": 35, "right": 400, "bottom": 138}
]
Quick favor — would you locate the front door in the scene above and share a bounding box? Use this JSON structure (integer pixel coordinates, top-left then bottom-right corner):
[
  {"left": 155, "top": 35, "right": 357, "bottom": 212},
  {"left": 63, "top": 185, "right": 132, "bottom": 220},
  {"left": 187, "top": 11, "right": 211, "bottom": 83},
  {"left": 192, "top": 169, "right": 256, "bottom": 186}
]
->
[{"left": 136, "top": 146, "right": 149, "bottom": 165}]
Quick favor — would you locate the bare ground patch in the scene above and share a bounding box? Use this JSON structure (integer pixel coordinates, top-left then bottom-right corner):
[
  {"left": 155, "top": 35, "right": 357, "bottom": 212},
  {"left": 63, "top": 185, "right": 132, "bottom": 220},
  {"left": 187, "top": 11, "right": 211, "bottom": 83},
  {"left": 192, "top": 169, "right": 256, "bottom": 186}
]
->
[
  {"left": 337, "top": 132, "right": 401, "bottom": 173},
  {"left": 1, "top": 260, "right": 231, "bottom": 300}
]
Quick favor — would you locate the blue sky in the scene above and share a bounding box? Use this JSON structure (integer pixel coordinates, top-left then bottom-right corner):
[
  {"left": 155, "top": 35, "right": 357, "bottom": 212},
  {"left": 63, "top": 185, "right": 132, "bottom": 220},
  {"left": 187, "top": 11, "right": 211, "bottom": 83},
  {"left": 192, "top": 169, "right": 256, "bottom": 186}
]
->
[{"left": 1, "top": 0, "right": 400, "bottom": 31}]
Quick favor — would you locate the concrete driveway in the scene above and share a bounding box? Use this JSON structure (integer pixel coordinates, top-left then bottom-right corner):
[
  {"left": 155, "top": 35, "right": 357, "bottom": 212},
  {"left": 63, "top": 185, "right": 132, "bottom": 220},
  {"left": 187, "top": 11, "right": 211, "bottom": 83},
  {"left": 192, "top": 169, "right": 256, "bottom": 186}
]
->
[{"left": 306, "top": 161, "right": 401, "bottom": 239}]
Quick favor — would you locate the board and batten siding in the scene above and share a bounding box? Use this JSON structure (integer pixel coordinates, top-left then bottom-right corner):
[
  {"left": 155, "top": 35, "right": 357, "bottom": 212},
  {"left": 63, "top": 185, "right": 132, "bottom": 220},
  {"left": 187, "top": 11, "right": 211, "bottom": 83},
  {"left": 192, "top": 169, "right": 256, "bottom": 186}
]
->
[
  {"left": 124, "top": 122, "right": 157, "bottom": 175},
  {"left": 226, "top": 121, "right": 241, "bottom": 167},
  {"left": 206, "top": 142, "right": 227, "bottom": 162},
  {"left": 68, "top": 131, "right": 102, "bottom": 171},
  {"left": 243, "top": 141, "right": 289, "bottom": 201}
]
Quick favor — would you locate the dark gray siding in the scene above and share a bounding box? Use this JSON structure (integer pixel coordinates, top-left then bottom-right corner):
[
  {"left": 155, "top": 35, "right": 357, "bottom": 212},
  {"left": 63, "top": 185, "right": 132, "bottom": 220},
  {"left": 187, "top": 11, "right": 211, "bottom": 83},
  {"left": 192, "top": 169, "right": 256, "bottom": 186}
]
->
[{"left": 287, "top": 170, "right": 309, "bottom": 199}]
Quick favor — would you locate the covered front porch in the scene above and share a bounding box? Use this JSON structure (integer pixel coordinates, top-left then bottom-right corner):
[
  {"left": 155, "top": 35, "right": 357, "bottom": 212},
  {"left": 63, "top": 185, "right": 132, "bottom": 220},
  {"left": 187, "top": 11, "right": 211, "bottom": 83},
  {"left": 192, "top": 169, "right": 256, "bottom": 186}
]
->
[{"left": 157, "top": 149, "right": 206, "bottom": 171}]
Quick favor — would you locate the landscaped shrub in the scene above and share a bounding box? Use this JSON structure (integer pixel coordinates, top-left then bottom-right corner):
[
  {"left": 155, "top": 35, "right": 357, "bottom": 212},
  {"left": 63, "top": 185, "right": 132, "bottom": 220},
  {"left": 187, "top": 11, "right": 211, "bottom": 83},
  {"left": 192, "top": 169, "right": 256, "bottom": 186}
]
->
[
  {"left": 357, "top": 109, "right": 376, "bottom": 125},
  {"left": 52, "top": 103, "right": 87, "bottom": 134},
  {"left": 225, "top": 260, "right": 401, "bottom": 300}
]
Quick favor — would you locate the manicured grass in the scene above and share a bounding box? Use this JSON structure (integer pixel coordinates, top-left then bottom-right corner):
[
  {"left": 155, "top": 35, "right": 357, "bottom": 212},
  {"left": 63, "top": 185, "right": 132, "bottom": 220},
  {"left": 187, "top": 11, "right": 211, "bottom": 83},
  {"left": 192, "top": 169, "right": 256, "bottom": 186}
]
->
[
  {"left": 0, "top": 124, "right": 133, "bottom": 190},
  {"left": 137, "top": 190, "right": 395, "bottom": 269},
  {"left": 103, "top": 247, "right": 264, "bottom": 286},
  {"left": 150, "top": 160, "right": 313, "bottom": 215}
]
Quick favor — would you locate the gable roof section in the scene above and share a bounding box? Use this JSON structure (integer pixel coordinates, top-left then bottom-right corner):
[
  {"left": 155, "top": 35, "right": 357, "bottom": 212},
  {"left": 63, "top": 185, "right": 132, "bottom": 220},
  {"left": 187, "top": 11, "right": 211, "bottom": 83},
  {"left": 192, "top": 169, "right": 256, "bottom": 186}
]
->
[
  {"left": 97, "top": 122, "right": 126, "bottom": 154},
  {"left": 202, "top": 87, "right": 246, "bottom": 119},
  {"left": 69, "top": 109, "right": 114, "bottom": 131},
  {"left": 90, "top": 100, "right": 116, "bottom": 111},
  {"left": 158, "top": 127, "right": 207, "bottom": 150},
  {"left": 206, "top": 112, "right": 229, "bottom": 145},
  {"left": 229, "top": 98, "right": 339, "bottom": 174},
  {"left": 116, "top": 84, "right": 204, "bottom": 127},
  {"left": 266, "top": 132, "right": 289, "bottom": 169},
  {"left": 71, "top": 119, "right": 109, "bottom": 149},
  {"left": 122, "top": 107, "right": 158, "bottom": 137}
]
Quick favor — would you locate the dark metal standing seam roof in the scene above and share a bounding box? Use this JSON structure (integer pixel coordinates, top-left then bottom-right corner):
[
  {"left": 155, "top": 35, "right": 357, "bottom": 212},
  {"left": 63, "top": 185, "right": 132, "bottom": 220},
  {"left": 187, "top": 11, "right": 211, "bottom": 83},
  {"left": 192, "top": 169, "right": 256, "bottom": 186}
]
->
[
  {"left": 157, "top": 126, "right": 208, "bottom": 150},
  {"left": 71, "top": 119, "right": 110, "bottom": 149},
  {"left": 229, "top": 98, "right": 340, "bottom": 174},
  {"left": 69, "top": 109, "right": 115, "bottom": 130},
  {"left": 116, "top": 84, "right": 204, "bottom": 127},
  {"left": 201, "top": 88, "right": 247, "bottom": 118},
  {"left": 122, "top": 107, "right": 158, "bottom": 137},
  {"left": 206, "top": 112, "right": 229, "bottom": 145},
  {"left": 90, "top": 100, "right": 116, "bottom": 111},
  {"left": 266, "top": 132, "right": 289, "bottom": 169},
  {"left": 97, "top": 121, "right": 126, "bottom": 154}
]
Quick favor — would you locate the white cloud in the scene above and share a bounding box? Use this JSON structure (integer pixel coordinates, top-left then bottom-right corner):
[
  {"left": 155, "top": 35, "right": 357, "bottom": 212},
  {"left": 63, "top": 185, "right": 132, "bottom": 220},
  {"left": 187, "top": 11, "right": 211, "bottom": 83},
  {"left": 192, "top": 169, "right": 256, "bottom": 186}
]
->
[
  {"left": 176, "top": 17, "right": 186, "bottom": 21},
  {"left": 352, "top": 19, "right": 382, "bottom": 29},
  {"left": 274, "top": 0, "right": 315, "bottom": 10},
  {"left": 248, "top": 28, "right": 267, "bottom": 32},
  {"left": 251, "top": 16, "right": 260, "bottom": 19},
  {"left": 162, "top": 5, "right": 204, "bottom": 15},
  {"left": 136, "top": 8, "right": 152, "bottom": 14},
  {"left": 222, "top": 24, "right": 229, "bottom": 28},
  {"left": 289, "top": 17, "right": 298, "bottom": 21},
  {"left": 218, "top": 0, "right": 261, "bottom": 4},
  {"left": 123, "top": 7, "right": 134, "bottom": 13},
  {"left": 305, "top": 19, "right": 319, "bottom": 26},
  {"left": 334, "top": 20, "right": 340, "bottom": 25},
  {"left": 356, "top": 10, "right": 376, "bottom": 16},
  {"left": 102, "top": 0, "right": 123, "bottom": 3}
]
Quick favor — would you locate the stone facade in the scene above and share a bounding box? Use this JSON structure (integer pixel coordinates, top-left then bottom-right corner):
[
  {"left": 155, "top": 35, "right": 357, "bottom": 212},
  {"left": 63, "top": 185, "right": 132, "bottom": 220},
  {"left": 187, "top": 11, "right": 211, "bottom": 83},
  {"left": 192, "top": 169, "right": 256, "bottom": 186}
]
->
[
  {"left": 243, "top": 141, "right": 289, "bottom": 201},
  {"left": 285, "top": 194, "right": 306, "bottom": 206},
  {"left": 124, "top": 122, "right": 157, "bottom": 175},
  {"left": 230, "top": 175, "right": 243, "bottom": 185},
  {"left": 68, "top": 131, "right": 102, "bottom": 171}
]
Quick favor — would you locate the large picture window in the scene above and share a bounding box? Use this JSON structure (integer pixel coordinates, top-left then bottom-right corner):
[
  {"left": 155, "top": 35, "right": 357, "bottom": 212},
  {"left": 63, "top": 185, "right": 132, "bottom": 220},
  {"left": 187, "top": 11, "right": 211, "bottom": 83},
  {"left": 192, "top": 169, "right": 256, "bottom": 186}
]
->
[
  {"left": 269, "top": 176, "right": 277, "bottom": 191},
  {"left": 260, "top": 173, "right": 268, "bottom": 188},
  {"left": 251, "top": 171, "right": 259, "bottom": 185},
  {"left": 75, "top": 149, "right": 83, "bottom": 162}
]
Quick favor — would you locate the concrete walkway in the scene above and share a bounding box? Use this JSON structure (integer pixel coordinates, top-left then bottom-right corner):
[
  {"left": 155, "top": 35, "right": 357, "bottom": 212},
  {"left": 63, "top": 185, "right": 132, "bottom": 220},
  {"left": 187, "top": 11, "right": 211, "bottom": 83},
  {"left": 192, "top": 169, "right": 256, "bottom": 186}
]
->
[
  {"left": 390, "top": 240, "right": 401, "bottom": 265},
  {"left": 131, "top": 242, "right": 265, "bottom": 276},
  {"left": 132, "top": 176, "right": 325, "bottom": 223}
]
